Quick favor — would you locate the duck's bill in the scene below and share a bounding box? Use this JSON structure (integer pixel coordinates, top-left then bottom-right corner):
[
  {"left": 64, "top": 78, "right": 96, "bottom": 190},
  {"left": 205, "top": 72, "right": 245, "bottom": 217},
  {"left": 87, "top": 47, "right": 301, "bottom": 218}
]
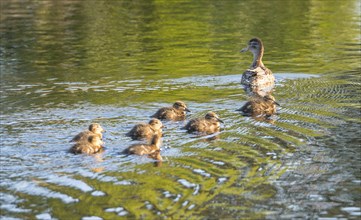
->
[
  {"left": 240, "top": 46, "right": 249, "bottom": 53},
  {"left": 217, "top": 118, "right": 224, "bottom": 123},
  {"left": 185, "top": 108, "right": 191, "bottom": 112}
]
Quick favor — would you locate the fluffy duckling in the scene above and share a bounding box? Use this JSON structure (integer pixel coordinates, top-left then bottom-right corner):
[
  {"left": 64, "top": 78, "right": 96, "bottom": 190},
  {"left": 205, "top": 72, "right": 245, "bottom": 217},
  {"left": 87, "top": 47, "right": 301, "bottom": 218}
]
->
[
  {"left": 185, "top": 111, "right": 224, "bottom": 134},
  {"left": 126, "top": 118, "right": 163, "bottom": 140},
  {"left": 122, "top": 133, "right": 162, "bottom": 157},
  {"left": 237, "top": 94, "right": 279, "bottom": 117},
  {"left": 240, "top": 38, "right": 275, "bottom": 94},
  {"left": 70, "top": 123, "right": 105, "bottom": 142},
  {"left": 152, "top": 101, "right": 190, "bottom": 121},
  {"left": 69, "top": 134, "right": 104, "bottom": 154}
]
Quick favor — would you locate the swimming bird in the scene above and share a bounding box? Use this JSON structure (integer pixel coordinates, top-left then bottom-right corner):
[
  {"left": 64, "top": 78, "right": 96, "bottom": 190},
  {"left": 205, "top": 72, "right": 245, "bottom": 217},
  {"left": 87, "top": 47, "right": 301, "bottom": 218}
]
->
[
  {"left": 126, "top": 118, "right": 163, "bottom": 140},
  {"left": 237, "top": 94, "right": 279, "bottom": 118},
  {"left": 152, "top": 101, "right": 190, "bottom": 121},
  {"left": 69, "top": 134, "right": 104, "bottom": 154},
  {"left": 70, "top": 123, "right": 105, "bottom": 142},
  {"left": 240, "top": 38, "right": 275, "bottom": 95},
  {"left": 122, "top": 133, "right": 162, "bottom": 158},
  {"left": 184, "top": 111, "right": 223, "bottom": 134}
]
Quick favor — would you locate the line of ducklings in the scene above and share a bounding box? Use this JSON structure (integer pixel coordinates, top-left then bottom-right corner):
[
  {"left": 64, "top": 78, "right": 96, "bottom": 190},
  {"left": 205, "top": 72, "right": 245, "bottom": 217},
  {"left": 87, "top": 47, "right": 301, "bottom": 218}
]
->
[{"left": 69, "top": 101, "right": 224, "bottom": 161}]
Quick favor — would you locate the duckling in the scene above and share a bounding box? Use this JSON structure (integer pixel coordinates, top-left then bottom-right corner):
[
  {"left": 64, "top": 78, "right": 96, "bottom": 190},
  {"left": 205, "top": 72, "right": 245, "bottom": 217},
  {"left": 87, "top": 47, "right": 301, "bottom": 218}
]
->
[
  {"left": 126, "top": 118, "right": 163, "bottom": 140},
  {"left": 69, "top": 134, "right": 104, "bottom": 154},
  {"left": 152, "top": 101, "right": 190, "bottom": 121},
  {"left": 240, "top": 38, "right": 275, "bottom": 94},
  {"left": 237, "top": 94, "right": 279, "bottom": 117},
  {"left": 70, "top": 123, "right": 105, "bottom": 142},
  {"left": 122, "top": 133, "right": 162, "bottom": 156},
  {"left": 185, "top": 111, "right": 224, "bottom": 134}
]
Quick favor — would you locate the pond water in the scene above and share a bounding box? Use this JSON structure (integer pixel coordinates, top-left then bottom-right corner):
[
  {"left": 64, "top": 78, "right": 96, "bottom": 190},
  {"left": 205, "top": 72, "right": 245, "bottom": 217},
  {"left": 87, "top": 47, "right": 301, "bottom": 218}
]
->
[{"left": 1, "top": 0, "right": 360, "bottom": 219}]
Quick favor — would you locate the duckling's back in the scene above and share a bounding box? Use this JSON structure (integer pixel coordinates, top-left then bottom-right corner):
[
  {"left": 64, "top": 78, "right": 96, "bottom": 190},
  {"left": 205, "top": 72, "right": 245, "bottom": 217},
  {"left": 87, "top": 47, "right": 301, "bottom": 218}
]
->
[{"left": 126, "top": 123, "right": 153, "bottom": 140}]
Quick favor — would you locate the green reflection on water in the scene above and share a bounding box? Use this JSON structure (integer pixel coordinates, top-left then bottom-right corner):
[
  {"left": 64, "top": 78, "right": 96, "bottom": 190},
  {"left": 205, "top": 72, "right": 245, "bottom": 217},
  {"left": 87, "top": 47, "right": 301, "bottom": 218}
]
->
[{"left": 1, "top": 0, "right": 360, "bottom": 219}]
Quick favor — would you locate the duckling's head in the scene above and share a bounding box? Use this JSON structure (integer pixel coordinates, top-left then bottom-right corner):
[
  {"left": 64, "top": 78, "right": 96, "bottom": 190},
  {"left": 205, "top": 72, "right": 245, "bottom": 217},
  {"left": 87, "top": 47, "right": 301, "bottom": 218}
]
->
[
  {"left": 89, "top": 123, "right": 105, "bottom": 134},
  {"left": 241, "top": 38, "right": 264, "bottom": 54},
  {"left": 88, "top": 135, "right": 103, "bottom": 146},
  {"left": 173, "top": 101, "right": 191, "bottom": 112},
  {"left": 148, "top": 118, "right": 163, "bottom": 130},
  {"left": 205, "top": 111, "right": 224, "bottom": 123}
]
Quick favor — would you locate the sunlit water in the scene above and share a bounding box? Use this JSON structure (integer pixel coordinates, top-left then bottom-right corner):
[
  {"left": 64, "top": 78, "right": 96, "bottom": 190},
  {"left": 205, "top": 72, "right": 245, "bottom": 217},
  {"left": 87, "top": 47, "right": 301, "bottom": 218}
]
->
[{"left": 1, "top": 1, "right": 360, "bottom": 219}]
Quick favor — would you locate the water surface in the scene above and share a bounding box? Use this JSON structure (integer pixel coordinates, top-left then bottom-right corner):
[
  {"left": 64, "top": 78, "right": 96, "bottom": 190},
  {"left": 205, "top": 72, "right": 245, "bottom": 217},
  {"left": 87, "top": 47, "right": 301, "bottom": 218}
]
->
[{"left": 1, "top": 0, "right": 360, "bottom": 219}]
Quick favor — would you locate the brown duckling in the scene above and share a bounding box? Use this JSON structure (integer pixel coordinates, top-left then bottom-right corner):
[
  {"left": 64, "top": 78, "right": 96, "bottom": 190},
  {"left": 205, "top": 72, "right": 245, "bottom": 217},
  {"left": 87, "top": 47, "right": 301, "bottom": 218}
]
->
[
  {"left": 69, "top": 134, "right": 104, "bottom": 154},
  {"left": 70, "top": 123, "right": 105, "bottom": 142},
  {"left": 122, "top": 133, "right": 162, "bottom": 157},
  {"left": 185, "top": 111, "right": 224, "bottom": 134},
  {"left": 240, "top": 38, "right": 275, "bottom": 94},
  {"left": 126, "top": 118, "right": 163, "bottom": 140},
  {"left": 152, "top": 101, "right": 190, "bottom": 121},
  {"left": 237, "top": 94, "right": 279, "bottom": 118}
]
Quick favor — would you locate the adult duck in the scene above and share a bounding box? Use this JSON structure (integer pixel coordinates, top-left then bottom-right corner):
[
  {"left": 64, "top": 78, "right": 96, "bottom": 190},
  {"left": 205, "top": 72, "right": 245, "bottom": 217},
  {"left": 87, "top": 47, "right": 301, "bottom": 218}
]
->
[{"left": 240, "top": 38, "right": 275, "bottom": 95}]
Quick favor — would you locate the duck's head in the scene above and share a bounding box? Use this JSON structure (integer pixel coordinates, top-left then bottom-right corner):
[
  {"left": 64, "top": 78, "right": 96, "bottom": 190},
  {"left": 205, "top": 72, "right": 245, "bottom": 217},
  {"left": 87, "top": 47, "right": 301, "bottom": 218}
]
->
[
  {"left": 173, "top": 101, "right": 191, "bottom": 112},
  {"left": 205, "top": 111, "right": 224, "bottom": 123},
  {"left": 148, "top": 118, "right": 164, "bottom": 130},
  {"left": 89, "top": 123, "right": 105, "bottom": 134},
  {"left": 241, "top": 38, "right": 264, "bottom": 54}
]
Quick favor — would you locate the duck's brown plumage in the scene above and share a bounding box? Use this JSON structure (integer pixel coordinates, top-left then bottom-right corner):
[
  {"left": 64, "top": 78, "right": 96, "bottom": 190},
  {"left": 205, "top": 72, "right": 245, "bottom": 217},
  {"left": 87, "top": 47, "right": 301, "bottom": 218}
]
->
[
  {"left": 152, "top": 101, "right": 190, "bottom": 121},
  {"left": 126, "top": 118, "right": 163, "bottom": 140},
  {"left": 122, "top": 133, "right": 162, "bottom": 157},
  {"left": 69, "top": 134, "right": 104, "bottom": 154},
  {"left": 70, "top": 123, "right": 105, "bottom": 142},
  {"left": 237, "top": 94, "right": 279, "bottom": 117},
  {"left": 240, "top": 38, "right": 275, "bottom": 95},
  {"left": 185, "top": 111, "right": 223, "bottom": 134}
]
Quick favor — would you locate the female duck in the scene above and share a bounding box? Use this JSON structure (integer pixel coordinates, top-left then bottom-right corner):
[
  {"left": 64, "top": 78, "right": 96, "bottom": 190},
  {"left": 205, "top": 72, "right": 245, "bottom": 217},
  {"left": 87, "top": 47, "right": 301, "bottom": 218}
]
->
[
  {"left": 126, "top": 118, "right": 163, "bottom": 140},
  {"left": 122, "top": 133, "right": 162, "bottom": 159},
  {"left": 69, "top": 134, "right": 104, "bottom": 154},
  {"left": 185, "top": 111, "right": 223, "bottom": 135},
  {"left": 152, "top": 101, "right": 191, "bottom": 121},
  {"left": 70, "top": 123, "right": 105, "bottom": 142},
  {"left": 240, "top": 38, "right": 275, "bottom": 94},
  {"left": 237, "top": 94, "right": 279, "bottom": 118}
]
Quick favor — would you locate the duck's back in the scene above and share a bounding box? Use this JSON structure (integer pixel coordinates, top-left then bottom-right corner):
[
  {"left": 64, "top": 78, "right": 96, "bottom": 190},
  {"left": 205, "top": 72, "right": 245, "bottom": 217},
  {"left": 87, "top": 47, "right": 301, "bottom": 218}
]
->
[
  {"left": 186, "top": 118, "right": 212, "bottom": 133},
  {"left": 70, "top": 142, "right": 102, "bottom": 154},
  {"left": 238, "top": 97, "right": 276, "bottom": 117},
  {"left": 153, "top": 107, "right": 186, "bottom": 120},
  {"left": 123, "top": 144, "right": 157, "bottom": 156},
  {"left": 126, "top": 123, "right": 152, "bottom": 140},
  {"left": 252, "top": 98, "right": 276, "bottom": 116},
  {"left": 152, "top": 107, "right": 173, "bottom": 119},
  {"left": 70, "top": 130, "right": 92, "bottom": 142},
  {"left": 241, "top": 66, "right": 274, "bottom": 88}
]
